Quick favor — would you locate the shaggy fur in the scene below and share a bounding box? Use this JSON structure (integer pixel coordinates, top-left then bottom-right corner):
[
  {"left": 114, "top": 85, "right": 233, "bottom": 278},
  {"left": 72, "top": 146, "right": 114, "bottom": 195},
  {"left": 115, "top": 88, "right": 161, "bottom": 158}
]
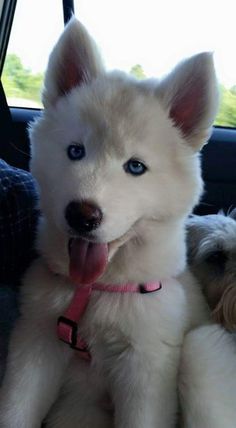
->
[
  {"left": 178, "top": 212, "right": 236, "bottom": 428},
  {"left": 1, "top": 18, "right": 234, "bottom": 428},
  {"left": 187, "top": 211, "right": 236, "bottom": 331}
]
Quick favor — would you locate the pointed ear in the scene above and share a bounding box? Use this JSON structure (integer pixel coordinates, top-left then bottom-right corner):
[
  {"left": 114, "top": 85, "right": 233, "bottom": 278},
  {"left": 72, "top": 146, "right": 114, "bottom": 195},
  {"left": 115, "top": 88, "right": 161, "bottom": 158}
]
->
[
  {"left": 42, "top": 17, "right": 104, "bottom": 107},
  {"left": 157, "top": 53, "right": 219, "bottom": 150},
  {"left": 229, "top": 208, "right": 236, "bottom": 221}
]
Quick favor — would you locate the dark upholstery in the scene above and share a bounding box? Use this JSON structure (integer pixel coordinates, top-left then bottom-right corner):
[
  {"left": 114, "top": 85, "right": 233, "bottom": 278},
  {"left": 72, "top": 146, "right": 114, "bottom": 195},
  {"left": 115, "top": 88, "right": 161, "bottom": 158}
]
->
[
  {"left": 0, "top": 80, "right": 17, "bottom": 164},
  {"left": 0, "top": 160, "right": 38, "bottom": 379},
  {"left": 0, "top": 81, "right": 39, "bottom": 377},
  {"left": 195, "top": 128, "right": 236, "bottom": 215},
  {"left": 0, "top": 159, "right": 38, "bottom": 285}
]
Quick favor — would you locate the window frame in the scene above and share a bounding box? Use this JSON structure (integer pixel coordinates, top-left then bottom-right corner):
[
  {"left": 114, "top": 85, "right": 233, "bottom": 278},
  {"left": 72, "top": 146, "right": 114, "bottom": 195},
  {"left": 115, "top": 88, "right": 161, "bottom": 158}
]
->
[{"left": 0, "top": 0, "right": 17, "bottom": 75}]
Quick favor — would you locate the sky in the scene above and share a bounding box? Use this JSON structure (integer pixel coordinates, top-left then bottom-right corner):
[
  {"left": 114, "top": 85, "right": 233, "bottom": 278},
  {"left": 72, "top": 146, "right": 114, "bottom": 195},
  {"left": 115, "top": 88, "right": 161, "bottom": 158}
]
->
[{"left": 6, "top": 0, "right": 236, "bottom": 88}]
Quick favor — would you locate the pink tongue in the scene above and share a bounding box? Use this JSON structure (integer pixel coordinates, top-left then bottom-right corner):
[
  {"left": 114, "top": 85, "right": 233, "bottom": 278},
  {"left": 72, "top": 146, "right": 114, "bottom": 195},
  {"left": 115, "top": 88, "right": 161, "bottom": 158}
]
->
[{"left": 69, "top": 238, "right": 108, "bottom": 285}]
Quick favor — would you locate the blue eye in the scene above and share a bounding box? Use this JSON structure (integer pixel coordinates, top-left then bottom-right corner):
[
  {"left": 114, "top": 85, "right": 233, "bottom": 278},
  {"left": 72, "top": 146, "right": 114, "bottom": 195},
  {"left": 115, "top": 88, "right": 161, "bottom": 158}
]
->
[
  {"left": 124, "top": 158, "right": 147, "bottom": 176},
  {"left": 67, "top": 144, "right": 85, "bottom": 161}
]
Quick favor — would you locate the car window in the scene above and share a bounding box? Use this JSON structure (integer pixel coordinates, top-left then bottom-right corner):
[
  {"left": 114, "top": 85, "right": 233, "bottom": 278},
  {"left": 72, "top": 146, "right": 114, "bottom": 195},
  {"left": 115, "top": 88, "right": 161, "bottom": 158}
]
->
[
  {"left": 1, "top": 0, "right": 236, "bottom": 128},
  {"left": 74, "top": 0, "right": 236, "bottom": 128},
  {"left": 1, "top": 0, "right": 63, "bottom": 108}
]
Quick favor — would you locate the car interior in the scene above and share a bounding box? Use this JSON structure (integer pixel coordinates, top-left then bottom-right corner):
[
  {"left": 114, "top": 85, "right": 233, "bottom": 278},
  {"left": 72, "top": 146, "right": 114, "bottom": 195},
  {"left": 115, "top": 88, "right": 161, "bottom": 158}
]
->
[{"left": 0, "top": 0, "right": 236, "bottom": 412}]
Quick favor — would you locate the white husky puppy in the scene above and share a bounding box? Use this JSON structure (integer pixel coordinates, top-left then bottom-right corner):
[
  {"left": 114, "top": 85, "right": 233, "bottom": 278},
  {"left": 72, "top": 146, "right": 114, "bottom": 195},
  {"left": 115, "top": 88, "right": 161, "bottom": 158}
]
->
[{"left": 0, "top": 18, "right": 229, "bottom": 428}]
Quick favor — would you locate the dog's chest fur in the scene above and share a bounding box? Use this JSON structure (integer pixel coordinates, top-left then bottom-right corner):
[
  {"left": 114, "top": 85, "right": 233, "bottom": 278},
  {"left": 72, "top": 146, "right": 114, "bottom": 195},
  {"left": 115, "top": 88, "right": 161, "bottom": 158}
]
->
[
  {"left": 82, "top": 279, "right": 188, "bottom": 353},
  {"left": 22, "top": 258, "right": 196, "bottom": 417},
  {"left": 23, "top": 260, "right": 189, "bottom": 357}
]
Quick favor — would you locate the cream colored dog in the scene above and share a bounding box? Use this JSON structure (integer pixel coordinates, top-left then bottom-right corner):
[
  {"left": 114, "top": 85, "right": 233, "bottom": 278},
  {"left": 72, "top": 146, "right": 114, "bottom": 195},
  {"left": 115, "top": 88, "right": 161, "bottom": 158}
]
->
[{"left": 1, "top": 17, "right": 234, "bottom": 428}]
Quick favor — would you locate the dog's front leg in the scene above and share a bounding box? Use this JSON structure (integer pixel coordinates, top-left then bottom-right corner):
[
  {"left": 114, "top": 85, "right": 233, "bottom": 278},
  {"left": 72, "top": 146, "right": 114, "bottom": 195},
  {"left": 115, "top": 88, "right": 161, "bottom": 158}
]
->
[
  {"left": 179, "top": 325, "right": 236, "bottom": 428},
  {"left": 111, "top": 349, "right": 178, "bottom": 428},
  {"left": 0, "top": 316, "right": 72, "bottom": 428}
]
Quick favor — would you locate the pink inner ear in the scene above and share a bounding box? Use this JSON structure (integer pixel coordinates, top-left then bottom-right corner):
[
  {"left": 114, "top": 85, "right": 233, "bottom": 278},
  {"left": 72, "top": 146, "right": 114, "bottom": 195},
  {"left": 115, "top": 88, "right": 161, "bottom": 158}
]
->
[
  {"left": 57, "top": 54, "right": 86, "bottom": 97},
  {"left": 170, "top": 77, "right": 206, "bottom": 137},
  {"left": 65, "top": 62, "right": 83, "bottom": 92}
]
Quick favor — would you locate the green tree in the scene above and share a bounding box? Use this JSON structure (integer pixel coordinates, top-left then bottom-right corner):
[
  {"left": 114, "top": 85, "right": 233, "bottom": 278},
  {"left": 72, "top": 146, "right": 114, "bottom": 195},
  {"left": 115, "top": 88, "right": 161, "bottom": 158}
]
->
[
  {"left": 130, "top": 64, "right": 146, "bottom": 80},
  {"left": 230, "top": 85, "right": 236, "bottom": 96},
  {"left": 215, "top": 85, "right": 236, "bottom": 127},
  {"left": 2, "top": 54, "right": 43, "bottom": 104}
]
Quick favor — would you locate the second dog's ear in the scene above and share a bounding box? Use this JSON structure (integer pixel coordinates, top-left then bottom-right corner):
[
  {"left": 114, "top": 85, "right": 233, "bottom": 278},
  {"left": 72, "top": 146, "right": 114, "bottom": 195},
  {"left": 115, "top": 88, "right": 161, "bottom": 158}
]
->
[
  {"left": 157, "top": 53, "right": 219, "bottom": 150},
  {"left": 42, "top": 17, "right": 104, "bottom": 108},
  {"left": 229, "top": 208, "right": 236, "bottom": 221}
]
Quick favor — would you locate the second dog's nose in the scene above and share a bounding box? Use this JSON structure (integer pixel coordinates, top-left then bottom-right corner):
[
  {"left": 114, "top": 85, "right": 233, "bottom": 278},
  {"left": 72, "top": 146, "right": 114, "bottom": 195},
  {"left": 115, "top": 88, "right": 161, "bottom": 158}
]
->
[{"left": 65, "top": 200, "right": 103, "bottom": 233}]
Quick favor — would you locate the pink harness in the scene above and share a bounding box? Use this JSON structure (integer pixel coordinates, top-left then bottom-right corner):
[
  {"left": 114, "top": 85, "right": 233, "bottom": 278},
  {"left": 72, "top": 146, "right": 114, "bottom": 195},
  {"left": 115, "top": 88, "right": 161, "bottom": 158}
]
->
[{"left": 57, "top": 282, "right": 162, "bottom": 361}]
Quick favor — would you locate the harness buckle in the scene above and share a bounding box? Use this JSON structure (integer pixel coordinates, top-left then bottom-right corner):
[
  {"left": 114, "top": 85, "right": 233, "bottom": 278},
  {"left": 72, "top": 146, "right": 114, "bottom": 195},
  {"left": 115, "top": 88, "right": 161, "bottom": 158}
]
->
[
  {"left": 139, "top": 282, "right": 162, "bottom": 293},
  {"left": 57, "top": 316, "right": 91, "bottom": 360},
  {"left": 57, "top": 316, "right": 78, "bottom": 348}
]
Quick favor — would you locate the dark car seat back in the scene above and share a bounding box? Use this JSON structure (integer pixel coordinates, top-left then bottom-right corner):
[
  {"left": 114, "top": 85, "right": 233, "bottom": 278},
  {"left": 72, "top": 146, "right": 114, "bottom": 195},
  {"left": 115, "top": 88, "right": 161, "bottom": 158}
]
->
[{"left": 0, "top": 79, "right": 17, "bottom": 164}]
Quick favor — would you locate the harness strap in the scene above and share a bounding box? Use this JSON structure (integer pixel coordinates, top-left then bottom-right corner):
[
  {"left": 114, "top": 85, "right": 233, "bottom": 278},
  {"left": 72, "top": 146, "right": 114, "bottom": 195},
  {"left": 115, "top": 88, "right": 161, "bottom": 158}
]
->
[
  {"left": 57, "top": 285, "right": 92, "bottom": 360},
  {"left": 57, "top": 282, "right": 162, "bottom": 361}
]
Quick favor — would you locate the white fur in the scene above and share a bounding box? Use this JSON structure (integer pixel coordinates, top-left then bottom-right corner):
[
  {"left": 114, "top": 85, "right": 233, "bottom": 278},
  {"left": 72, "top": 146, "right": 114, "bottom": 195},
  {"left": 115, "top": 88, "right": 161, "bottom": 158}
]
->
[
  {"left": 179, "top": 324, "right": 236, "bottom": 428},
  {"left": 0, "top": 17, "right": 231, "bottom": 428}
]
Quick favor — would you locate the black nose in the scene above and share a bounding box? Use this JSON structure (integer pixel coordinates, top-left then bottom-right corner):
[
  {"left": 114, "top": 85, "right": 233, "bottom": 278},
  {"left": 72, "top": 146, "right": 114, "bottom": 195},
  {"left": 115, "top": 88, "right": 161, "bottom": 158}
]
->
[{"left": 65, "top": 200, "right": 103, "bottom": 233}]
